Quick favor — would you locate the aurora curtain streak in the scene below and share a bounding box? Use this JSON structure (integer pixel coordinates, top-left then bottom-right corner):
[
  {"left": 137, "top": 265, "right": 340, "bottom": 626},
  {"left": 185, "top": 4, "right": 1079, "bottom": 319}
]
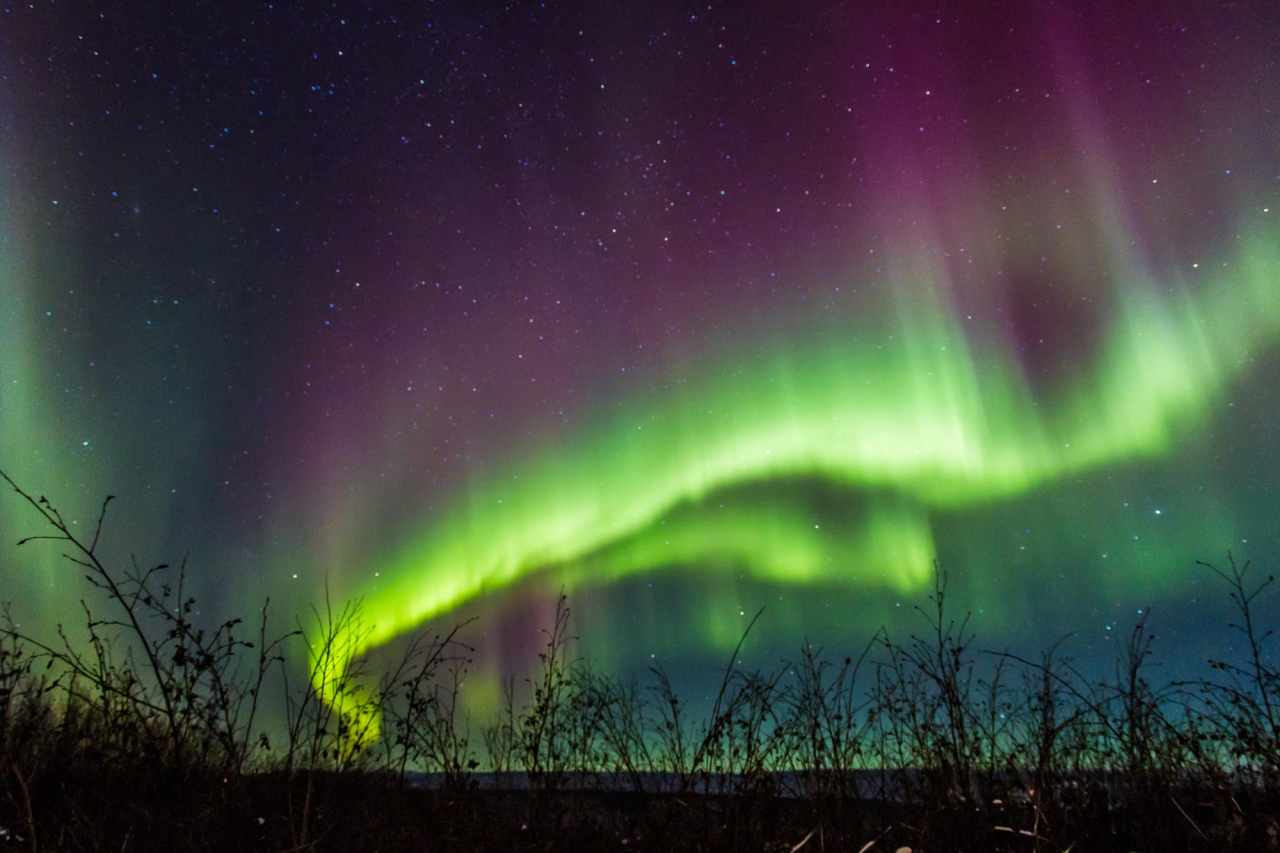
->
[
  {"left": 309, "top": 216, "right": 1280, "bottom": 718},
  {"left": 4, "top": 0, "right": 1278, "bottom": 739},
  {"left": 0, "top": 150, "right": 91, "bottom": 613}
]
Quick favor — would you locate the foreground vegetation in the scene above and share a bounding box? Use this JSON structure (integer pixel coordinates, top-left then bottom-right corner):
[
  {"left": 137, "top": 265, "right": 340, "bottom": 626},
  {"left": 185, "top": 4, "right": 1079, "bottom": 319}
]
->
[{"left": 1, "top": 471, "right": 1277, "bottom": 851}]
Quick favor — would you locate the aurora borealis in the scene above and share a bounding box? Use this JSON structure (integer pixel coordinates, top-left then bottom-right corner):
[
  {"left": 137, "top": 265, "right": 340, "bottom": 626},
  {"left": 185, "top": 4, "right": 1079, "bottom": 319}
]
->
[{"left": 2, "top": 1, "right": 1279, "bottom": 720}]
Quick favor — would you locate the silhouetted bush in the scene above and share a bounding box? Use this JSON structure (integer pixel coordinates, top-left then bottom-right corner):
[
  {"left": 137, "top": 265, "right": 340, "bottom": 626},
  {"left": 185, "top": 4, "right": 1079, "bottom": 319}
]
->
[{"left": 1, "top": 471, "right": 1277, "bottom": 851}]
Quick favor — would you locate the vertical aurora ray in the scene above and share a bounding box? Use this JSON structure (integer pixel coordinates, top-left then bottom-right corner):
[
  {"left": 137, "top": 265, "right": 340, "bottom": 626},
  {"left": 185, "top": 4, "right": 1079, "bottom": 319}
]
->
[
  {"left": 0, "top": 142, "right": 85, "bottom": 615},
  {"left": 308, "top": 213, "right": 1280, "bottom": 724},
  {"left": 0, "top": 62, "right": 235, "bottom": 634},
  {"left": 1, "top": 0, "right": 1277, "bottom": 742}
]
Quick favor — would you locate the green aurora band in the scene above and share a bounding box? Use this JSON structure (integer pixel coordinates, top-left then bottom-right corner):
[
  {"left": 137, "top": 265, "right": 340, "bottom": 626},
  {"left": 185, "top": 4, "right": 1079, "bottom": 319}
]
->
[
  {"left": 310, "top": 216, "right": 1280, "bottom": 735},
  {"left": 0, "top": 153, "right": 95, "bottom": 615}
]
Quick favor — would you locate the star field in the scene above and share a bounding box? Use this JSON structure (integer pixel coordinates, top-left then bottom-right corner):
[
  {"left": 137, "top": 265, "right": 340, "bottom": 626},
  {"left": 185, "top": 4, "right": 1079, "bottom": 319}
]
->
[{"left": 1, "top": 0, "right": 1278, "bottom": 717}]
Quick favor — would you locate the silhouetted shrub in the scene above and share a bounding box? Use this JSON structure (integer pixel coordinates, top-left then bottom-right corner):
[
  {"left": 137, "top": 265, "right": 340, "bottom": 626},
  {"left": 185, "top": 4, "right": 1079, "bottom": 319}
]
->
[{"left": 1, "top": 471, "right": 1277, "bottom": 851}]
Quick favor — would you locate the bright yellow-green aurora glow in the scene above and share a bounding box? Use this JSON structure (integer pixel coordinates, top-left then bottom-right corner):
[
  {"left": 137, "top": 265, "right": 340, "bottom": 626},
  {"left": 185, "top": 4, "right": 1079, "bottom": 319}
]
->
[
  {"left": 2, "top": 0, "right": 1278, "bottom": 767},
  {"left": 310, "top": 222, "right": 1280, "bottom": 736}
]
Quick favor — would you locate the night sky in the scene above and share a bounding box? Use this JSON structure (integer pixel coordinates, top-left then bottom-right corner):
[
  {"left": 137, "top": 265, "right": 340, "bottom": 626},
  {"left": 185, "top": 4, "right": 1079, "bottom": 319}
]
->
[{"left": 2, "top": 1, "right": 1279, "bottom": 717}]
